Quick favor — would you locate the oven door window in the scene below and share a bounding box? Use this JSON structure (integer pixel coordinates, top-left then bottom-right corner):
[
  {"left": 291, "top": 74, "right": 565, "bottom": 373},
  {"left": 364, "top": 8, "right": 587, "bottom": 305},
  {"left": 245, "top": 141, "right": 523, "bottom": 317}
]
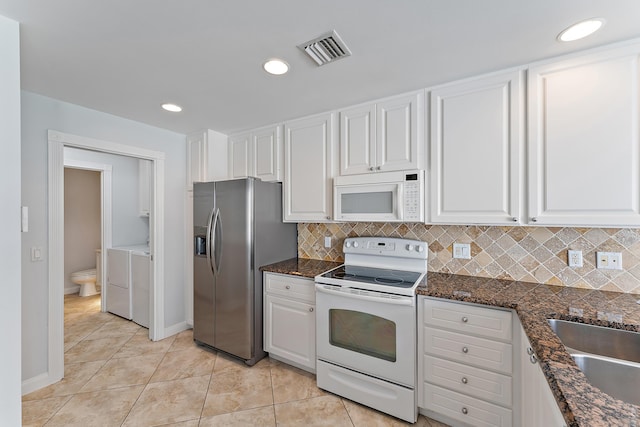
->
[{"left": 328, "top": 309, "right": 396, "bottom": 362}]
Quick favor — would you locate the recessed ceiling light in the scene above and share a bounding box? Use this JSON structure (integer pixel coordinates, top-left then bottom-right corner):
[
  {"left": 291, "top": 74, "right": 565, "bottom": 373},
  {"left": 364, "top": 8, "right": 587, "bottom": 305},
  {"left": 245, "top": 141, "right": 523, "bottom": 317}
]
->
[
  {"left": 557, "top": 18, "right": 605, "bottom": 42},
  {"left": 263, "top": 59, "right": 289, "bottom": 75},
  {"left": 161, "top": 103, "right": 182, "bottom": 112}
]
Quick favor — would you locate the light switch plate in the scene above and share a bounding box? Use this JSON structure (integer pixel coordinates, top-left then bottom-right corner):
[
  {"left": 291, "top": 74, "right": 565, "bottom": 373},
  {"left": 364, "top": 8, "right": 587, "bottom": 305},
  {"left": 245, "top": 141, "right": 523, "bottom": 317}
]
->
[{"left": 453, "top": 243, "right": 471, "bottom": 259}]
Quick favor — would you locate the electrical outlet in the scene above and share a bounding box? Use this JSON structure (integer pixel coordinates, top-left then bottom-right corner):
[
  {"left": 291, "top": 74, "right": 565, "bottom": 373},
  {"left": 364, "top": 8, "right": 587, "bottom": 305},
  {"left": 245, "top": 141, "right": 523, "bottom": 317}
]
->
[
  {"left": 568, "top": 250, "right": 583, "bottom": 267},
  {"left": 596, "top": 252, "right": 623, "bottom": 270},
  {"left": 324, "top": 236, "right": 332, "bottom": 248},
  {"left": 453, "top": 243, "right": 471, "bottom": 259}
]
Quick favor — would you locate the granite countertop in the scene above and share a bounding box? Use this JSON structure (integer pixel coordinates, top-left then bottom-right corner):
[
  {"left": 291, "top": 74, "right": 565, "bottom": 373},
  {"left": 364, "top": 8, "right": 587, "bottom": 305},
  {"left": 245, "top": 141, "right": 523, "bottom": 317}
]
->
[
  {"left": 261, "top": 258, "right": 640, "bottom": 426},
  {"left": 260, "top": 257, "right": 342, "bottom": 279}
]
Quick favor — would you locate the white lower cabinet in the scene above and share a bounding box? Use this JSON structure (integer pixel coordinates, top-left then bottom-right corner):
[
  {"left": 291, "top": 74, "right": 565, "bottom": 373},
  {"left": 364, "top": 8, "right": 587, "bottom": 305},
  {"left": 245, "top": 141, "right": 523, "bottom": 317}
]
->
[
  {"left": 518, "top": 321, "right": 566, "bottom": 427},
  {"left": 263, "top": 273, "right": 316, "bottom": 372},
  {"left": 418, "top": 297, "right": 513, "bottom": 427}
]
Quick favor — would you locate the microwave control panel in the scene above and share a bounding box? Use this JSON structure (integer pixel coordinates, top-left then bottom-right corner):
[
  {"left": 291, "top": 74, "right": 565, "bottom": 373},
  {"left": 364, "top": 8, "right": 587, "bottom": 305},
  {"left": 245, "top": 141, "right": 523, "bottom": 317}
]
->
[{"left": 404, "top": 181, "right": 421, "bottom": 221}]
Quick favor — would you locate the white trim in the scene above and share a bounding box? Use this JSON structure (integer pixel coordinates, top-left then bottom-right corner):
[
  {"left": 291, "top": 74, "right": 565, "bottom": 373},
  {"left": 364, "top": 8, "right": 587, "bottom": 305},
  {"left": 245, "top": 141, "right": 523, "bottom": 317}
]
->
[
  {"left": 21, "top": 372, "right": 51, "bottom": 396},
  {"left": 63, "top": 157, "right": 113, "bottom": 313},
  {"left": 46, "top": 130, "right": 166, "bottom": 392},
  {"left": 163, "top": 321, "right": 189, "bottom": 338}
]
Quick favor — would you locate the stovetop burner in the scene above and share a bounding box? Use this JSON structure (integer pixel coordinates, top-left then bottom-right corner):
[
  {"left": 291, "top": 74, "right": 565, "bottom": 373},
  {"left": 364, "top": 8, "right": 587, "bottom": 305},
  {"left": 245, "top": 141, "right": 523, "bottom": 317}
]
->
[{"left": 319, "top": 265, "right": 422, "bottom": 289}]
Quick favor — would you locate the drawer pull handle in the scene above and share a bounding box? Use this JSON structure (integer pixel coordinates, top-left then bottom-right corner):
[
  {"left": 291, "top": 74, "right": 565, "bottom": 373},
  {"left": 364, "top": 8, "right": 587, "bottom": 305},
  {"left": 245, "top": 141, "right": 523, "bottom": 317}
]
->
[
  {"left": 462, "top": 347, "right": 469, "bottom": 354},
  {"left": 285, "top": 285, "right": 290, "bottom": 290},
  {"left": 462, "top": 407, "right": 468, "bottom": 415},
  {"left": 461, "top": 377, "right": 468, "bottom": 384},
  {"left": 462, "top": 316, "right": 468, "bottom": 323},
  {"left": 530, "top": 354, "right": 538, "bottom": 364},
  {"left": 309, "top": 307, "right": 314, "bottom": 312},
  {"left": 526, "top": 346, "right": 534, "bottom": 356}
]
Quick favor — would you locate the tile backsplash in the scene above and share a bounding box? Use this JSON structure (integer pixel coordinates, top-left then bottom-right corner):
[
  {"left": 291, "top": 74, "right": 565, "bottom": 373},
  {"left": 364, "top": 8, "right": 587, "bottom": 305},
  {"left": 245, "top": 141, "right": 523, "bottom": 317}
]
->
[{"left": 297, "top": 223, "right": 640, "bottom": 294}]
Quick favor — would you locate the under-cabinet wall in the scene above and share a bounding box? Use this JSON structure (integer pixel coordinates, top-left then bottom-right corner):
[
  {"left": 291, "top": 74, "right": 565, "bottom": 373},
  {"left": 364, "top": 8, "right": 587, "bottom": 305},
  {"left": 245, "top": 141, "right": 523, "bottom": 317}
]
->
[{"left": 297, "top": 222, "right": 640, "bottom": 294}]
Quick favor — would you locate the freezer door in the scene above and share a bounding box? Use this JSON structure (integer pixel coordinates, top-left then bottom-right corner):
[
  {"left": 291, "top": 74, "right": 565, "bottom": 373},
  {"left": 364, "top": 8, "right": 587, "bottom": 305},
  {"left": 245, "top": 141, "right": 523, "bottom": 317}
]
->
[
  {"left": 193, "top": 182, "right": 216, "bottom": 347},
  {"left": 214, "top": 178, "right": 254, "bottom": 359}
]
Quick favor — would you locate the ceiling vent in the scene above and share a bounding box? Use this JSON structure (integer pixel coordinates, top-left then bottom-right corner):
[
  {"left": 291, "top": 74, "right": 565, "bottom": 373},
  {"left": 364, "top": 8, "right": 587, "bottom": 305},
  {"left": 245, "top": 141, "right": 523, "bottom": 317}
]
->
[{"left": 298, "top": 30, "right": 352, "bottom": 66}]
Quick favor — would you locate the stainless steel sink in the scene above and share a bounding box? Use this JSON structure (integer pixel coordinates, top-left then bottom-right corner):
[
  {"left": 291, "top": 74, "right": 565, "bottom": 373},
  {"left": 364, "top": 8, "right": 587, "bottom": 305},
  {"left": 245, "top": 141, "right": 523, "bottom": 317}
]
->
[
  {"left": 547, "top": 319, "right": 640, "bottom": 406},
  {"left": 547, "top": 319, "right": 640, "bottom": 363},
  {"left": 572, "top": 354, "right": 640, "bottom": 406}
]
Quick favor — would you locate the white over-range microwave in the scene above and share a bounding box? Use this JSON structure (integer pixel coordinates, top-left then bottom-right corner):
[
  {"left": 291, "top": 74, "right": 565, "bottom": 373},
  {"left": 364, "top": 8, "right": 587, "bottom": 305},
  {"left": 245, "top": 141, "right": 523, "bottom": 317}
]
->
[{"left": 333, "top": 170, "right": 425, "bottom": 222}]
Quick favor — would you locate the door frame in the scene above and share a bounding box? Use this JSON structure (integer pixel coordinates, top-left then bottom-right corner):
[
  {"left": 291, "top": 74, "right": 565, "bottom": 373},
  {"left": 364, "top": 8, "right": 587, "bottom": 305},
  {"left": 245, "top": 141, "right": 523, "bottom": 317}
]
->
[{"left": 48, "top": 130, "right": 166, "bottom": 384}]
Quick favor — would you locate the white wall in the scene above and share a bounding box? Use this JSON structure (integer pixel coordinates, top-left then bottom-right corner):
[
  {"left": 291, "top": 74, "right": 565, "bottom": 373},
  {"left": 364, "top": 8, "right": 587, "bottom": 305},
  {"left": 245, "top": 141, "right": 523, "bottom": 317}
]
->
[
  {"left": 64, "top": 168, "right": 101, "bottom": 293},
  {"left": 21, "top": 91, "right": 187, "bottom": 382},
  {"left": 0, "top": 14, "right": 22, "bottom": 425}
]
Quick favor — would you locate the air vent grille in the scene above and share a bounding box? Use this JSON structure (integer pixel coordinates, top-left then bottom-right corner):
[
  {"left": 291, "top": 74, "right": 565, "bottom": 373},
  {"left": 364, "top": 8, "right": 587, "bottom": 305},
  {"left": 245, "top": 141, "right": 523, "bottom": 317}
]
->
[{"left": 299, "top": 30, "right": 352, "bottom": 66}]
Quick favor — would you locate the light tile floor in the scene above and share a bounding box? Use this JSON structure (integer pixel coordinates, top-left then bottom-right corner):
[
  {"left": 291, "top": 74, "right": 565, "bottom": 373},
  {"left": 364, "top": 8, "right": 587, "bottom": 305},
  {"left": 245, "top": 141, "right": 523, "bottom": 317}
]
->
[{"left": 22, "top": 294, "right": 450, "bottom": 427}]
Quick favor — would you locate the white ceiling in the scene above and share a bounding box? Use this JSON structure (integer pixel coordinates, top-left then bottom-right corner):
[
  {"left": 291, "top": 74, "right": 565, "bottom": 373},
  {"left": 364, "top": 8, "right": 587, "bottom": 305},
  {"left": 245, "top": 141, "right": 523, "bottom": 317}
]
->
[{"left": 2, "top": 0, "right": 640, "bottom": 135}]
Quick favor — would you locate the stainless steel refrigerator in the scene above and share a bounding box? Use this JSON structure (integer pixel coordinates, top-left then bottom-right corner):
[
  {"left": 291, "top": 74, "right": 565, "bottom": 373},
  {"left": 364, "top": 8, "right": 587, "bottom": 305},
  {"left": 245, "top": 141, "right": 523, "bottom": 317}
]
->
[{"left": 193, "top": 178, "right": 297, "bottom": 365}]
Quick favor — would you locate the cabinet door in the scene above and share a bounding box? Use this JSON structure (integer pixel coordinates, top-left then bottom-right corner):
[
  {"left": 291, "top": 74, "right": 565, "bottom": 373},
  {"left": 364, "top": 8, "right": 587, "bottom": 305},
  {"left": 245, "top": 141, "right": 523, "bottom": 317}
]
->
[
  {"left": 138, "top": 159, "right": 151, "bottom": 217},
  {"left": 430, "top": 70, "right": 523, "bottom": 224},
  {"left": 283, "top": 112, "right": 336, "bottom": 222},
  {"left": 528, "top": 46, "right": 640, "bottom": 226},
  {"left": 187, "top": 130, "right": 207, "bottom": 187},
  {"left": 376, "top": 92, "right": 423, "bottom": 172},
  {"left": 339, "top": 103, "right": 376, "bottom": 175},
  {"left": 253, "top": 125, "right": 281, "bottom": 182},
  {"left": 229, "top": 133, "right": 252, "bottom": 179},
  {"left": 520, "top": 328, "right": 566, "bottom": 427},
  {"left": 264, "top": 294, "right": 316, "bottom": 371}
]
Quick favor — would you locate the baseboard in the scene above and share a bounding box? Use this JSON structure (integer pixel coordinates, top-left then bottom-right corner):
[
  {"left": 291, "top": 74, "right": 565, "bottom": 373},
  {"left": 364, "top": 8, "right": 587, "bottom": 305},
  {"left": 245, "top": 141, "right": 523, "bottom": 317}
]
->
[
  {"left": 22, "top": 371, "right": 60, "bottom": 396},
  {"left": 163, "top": 321, "right": 189, "bottom": 340},
  {"left": 64, "top": 285, "right": 80, "bottom": 295}
]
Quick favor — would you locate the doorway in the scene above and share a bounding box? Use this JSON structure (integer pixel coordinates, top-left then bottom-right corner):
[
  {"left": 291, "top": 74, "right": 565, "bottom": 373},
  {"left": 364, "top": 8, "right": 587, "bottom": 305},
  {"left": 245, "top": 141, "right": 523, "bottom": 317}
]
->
[{"left": 48, "top": 130, "right": 166, "bottom": 385}]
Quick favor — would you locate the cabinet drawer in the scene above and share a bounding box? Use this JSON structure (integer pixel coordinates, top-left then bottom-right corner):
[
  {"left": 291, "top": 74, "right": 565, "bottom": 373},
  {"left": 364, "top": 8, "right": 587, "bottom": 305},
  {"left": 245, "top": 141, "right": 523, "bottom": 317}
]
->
[
  {"left": 422, "top": 298, "right": 512, "bottom": 341},
  {"left": 423, "top": 355, "right": 512, "bottom": 407},
  {"left": 423, "top": 328, "right": 512, "bottom": 374},
  {"left": 264, "top": 273, "right": 315, "bottom": 303},
  {"left": 422, "top": 384, "right": 512, "bottom": 427}
]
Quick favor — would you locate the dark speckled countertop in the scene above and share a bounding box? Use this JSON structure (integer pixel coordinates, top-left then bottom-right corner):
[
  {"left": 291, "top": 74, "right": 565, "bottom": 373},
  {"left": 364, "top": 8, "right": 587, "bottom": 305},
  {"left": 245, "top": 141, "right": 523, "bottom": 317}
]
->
[{"left": 261, "top": 258, "right": 640, "bottom": 427}]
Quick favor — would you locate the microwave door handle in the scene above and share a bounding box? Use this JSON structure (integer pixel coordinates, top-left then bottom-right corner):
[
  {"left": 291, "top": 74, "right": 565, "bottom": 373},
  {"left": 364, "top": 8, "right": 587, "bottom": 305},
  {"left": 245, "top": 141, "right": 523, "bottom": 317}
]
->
[
  {"left": 396, "top": 184, "right": 404, "bottom": 219},
  {"left": 315, "top": 284, "right": 414, "bottom": 306}
]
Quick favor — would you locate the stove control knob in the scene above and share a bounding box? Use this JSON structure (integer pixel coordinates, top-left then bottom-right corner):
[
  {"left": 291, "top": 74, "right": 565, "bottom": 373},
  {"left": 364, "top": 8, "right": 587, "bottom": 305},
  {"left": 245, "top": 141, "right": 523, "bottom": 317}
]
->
[
  {"left": 353, "top": 241, "right": 359, "bottom": 248},
  {"left": 345, "top": 241, "right": 352, "bottom": 248},
  {"left": 416, "top": 245, "right": 425, "bottom": 253},
  {"left": 406, "top": 244, "right": 414, "bottom": 251}
]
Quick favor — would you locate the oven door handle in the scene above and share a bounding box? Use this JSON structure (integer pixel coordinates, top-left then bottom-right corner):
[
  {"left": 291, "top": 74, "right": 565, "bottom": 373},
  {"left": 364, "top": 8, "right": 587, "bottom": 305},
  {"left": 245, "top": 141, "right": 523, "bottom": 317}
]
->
[{"left": 315, "top": 283, "right": 415, "bottom": 306}]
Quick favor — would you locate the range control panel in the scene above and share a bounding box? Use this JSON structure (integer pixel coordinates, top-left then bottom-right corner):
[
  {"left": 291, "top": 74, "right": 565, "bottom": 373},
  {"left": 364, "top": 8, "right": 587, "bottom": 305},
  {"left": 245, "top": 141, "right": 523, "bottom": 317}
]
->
[{"left": 343, "top": 237, "right": 427, "bottom": 259}]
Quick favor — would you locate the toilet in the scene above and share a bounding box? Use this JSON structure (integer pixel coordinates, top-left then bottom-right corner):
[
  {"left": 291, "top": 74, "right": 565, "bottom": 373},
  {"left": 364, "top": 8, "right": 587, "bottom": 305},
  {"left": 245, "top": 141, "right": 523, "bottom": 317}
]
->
[
  {"left": 71, "top": 269, "right": 98, "bottom": 296},
  {"left": 71, "top": 249, "right": 102, "bottom": 297}
]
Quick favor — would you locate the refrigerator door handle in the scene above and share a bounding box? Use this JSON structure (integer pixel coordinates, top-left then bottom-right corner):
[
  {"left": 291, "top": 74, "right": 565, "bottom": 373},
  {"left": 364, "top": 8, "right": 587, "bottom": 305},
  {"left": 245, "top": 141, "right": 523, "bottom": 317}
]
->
[
  {"left": 206, "top": 207, "right": 216, "bottom": 276},
  {"left": 213, "top": 208, "right": 222, "bottom": 274}
]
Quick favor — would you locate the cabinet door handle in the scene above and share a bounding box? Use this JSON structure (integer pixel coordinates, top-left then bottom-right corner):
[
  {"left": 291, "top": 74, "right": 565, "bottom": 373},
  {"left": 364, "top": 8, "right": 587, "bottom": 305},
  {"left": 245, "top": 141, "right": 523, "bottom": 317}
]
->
[
  {"left": 285, "top": 285, "right": 290, "bottom": 290},
  {"left": 309, "top": 307, "right": 314, "bottom": 312},
  {"left": 376, "top": 166, "right": 381, "bottom": 171},
  {"left": 461, "top": 377, "right": 468, "bottom": 384},
  {"left": 462, "top": 347, "right": 469, "bottom": 354},
  {"left": 325, "top": 216, "right": 330, "bottom": 220},
  {"left": 461, "top": 407, "right": 468, "bottom": 415},
  {"left": 512, "top": 217, "right": 518, "bottom": 222},
  {"left": 530, "top": 354, "right": 538, "bottom": 364},
  {"left": 369, "top": 167, "right": 374, "bottom": 171},
  {"left": 531, "top": 217, "right": 538, "bottom": 222},
  {"left": 526, "top": 346, "right": 534, "bottom": 356},
  {"left": 462, "top": 316, "right": 468, "bottom": 323}
]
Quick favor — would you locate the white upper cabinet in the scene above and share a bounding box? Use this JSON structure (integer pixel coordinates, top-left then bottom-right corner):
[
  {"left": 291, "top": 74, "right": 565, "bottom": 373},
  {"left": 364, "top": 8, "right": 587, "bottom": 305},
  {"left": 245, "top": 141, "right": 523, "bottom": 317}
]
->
[
  {"left": 339, "top": 91, "right": 424, "bottom": 176},
  {"left": 229, "top": 132, "right": 251, "bottom": 179},
  {"left": 187, "top": 129, "right": 228, "bottom": 188},
  {"left": 528, "top": 43, "right": 640, "bottom": 226},
  {"left": 283, "top": 112, "right": 337, "bottom": 222},
  {"left": 430, "top": 70, "right": 524, "bottom": 225},
  {"left": 228, "top": 125, "right": 282, "bottom": 182}
]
